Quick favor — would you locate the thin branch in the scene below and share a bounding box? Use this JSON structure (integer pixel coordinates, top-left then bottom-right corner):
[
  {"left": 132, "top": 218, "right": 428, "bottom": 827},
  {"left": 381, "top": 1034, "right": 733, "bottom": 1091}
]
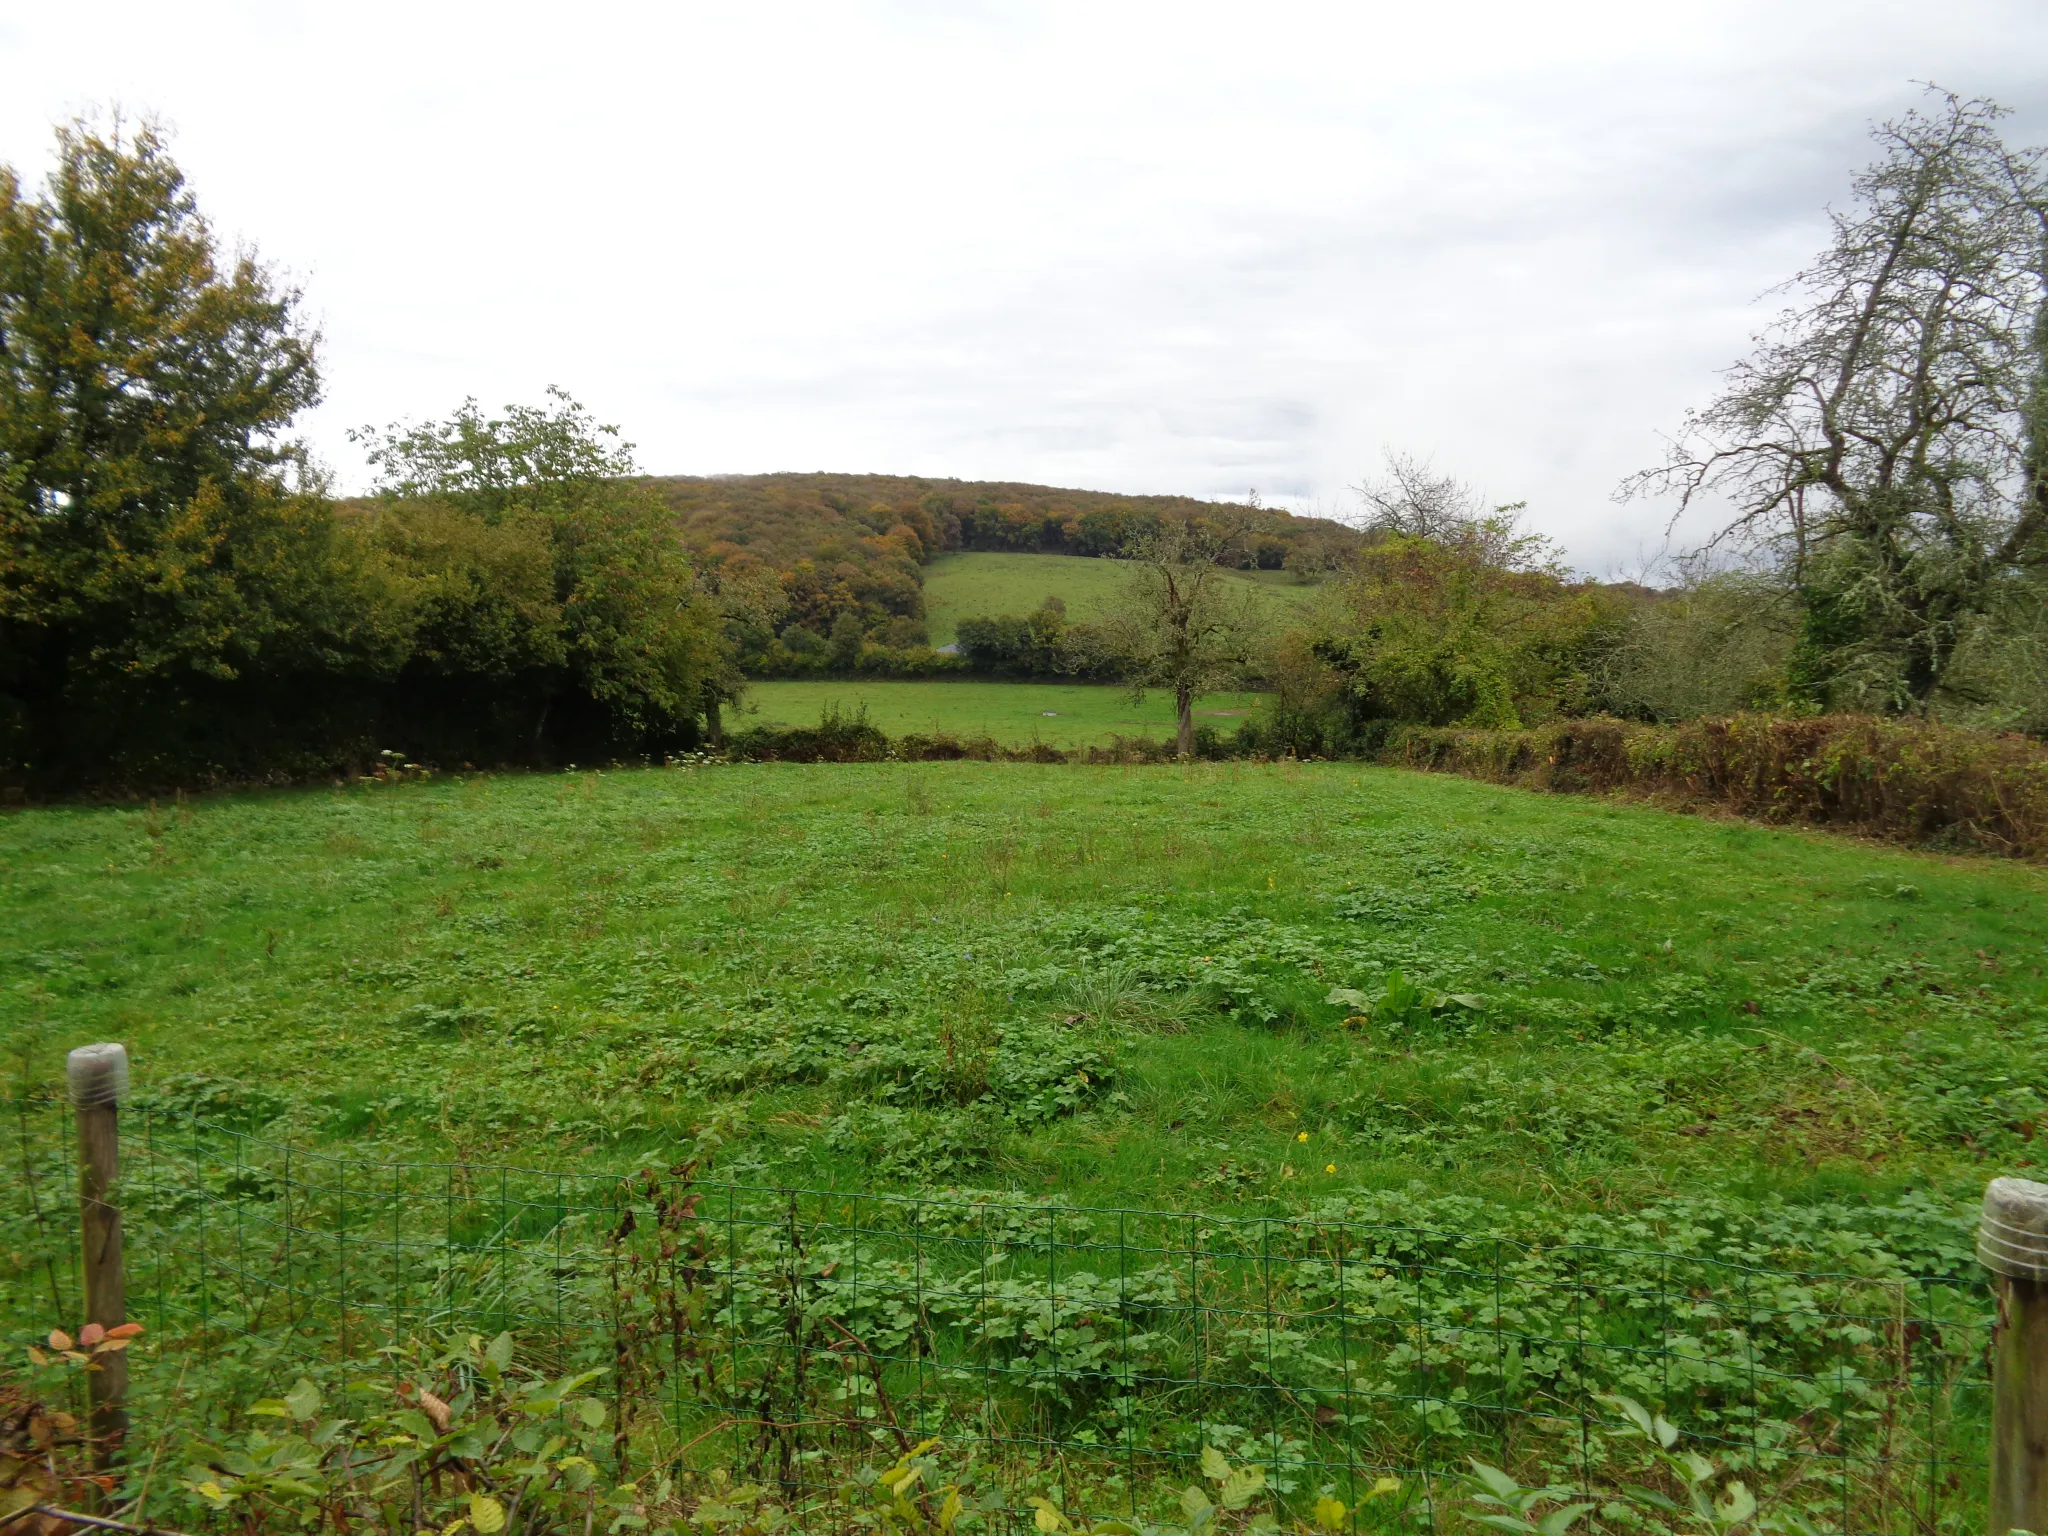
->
[{"left": 11, "top": 1509, "right": 203, "bottom": 1536}]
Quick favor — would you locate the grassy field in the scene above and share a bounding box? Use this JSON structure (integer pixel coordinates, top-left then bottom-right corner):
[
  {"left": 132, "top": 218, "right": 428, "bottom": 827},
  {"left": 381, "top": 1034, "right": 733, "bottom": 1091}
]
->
[
  {"left": 4, "top": 760, "right": 2023, "bottom": 1524},
  {"left": 920, "top": 551, "right": 1319, "bottom": 645},
  {"left": 740, "top": 679, "right": 1266, "bottom": 746},
  {"left": 5, "top": 759, "right": 2040, "bottom": 1219}
]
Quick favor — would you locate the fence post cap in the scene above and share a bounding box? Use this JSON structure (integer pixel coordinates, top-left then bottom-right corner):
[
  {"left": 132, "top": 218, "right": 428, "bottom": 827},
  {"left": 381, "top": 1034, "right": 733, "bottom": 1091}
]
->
[
  {"left": 1980, "top": 1175, "right": 2048, "bottom": 1279},
  {"left": 66, "top": 1042, "right": 129, "bottom": 1108}
]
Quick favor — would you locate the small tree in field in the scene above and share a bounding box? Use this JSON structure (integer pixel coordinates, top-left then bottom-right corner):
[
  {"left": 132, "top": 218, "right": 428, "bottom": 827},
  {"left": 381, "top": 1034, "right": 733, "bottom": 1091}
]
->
[{"left": 1107, "top": 513, "right": 1266, "bottom": 757}]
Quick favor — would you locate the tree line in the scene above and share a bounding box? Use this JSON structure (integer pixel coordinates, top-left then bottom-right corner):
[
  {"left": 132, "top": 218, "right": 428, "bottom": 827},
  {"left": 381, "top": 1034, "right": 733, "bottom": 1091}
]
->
[
  {"left": 0, "top": 125, "right": 728, "bottom": 786},
  {"left": 710, "top": 90, "right": 2048, "bottom": 757},
  {"left": 4, "top": 92, "right": 2045, "bottom": 788},
  {"left": 0, "top": 121, "right": 1320, "bottom": 785}
]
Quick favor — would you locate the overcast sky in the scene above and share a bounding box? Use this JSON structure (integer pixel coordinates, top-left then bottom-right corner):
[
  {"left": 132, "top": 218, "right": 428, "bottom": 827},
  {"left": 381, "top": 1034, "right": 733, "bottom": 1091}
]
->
[{"left": 5, "top": 2, "right": 2047, "bottom": 572}]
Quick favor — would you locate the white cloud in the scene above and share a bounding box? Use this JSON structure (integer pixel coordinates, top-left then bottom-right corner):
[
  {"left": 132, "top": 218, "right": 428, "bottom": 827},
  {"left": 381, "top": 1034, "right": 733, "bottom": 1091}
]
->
[{"left": 6, "top": 0, "right": 2046, "bottom": 570}]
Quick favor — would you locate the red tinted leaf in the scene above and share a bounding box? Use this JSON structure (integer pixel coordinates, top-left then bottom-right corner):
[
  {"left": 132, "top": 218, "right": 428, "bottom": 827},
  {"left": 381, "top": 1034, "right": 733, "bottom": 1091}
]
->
[{"left": 78, "top": 1323, "right": 105, "bottom": 1347}]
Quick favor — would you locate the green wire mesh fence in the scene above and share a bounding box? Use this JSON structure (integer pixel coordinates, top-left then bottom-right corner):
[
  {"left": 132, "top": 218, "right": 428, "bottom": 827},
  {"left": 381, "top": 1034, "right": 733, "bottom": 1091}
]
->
[{"left": 3, "top": 1097, "right": 1993, "bottom": 1534}]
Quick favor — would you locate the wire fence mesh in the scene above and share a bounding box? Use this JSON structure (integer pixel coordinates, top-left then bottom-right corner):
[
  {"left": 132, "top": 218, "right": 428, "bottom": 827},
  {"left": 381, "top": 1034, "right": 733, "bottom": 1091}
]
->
[{"left": 2, "top": 1097, "right": 1995, "bottom": 1534}]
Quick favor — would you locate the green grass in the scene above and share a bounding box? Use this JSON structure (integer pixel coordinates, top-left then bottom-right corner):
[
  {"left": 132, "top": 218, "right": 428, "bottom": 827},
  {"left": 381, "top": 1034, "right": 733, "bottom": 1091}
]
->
[
  {"left": 739, "top": 679, "right": 1265, "bottom": 746},
  {"left": 920, "top": 551, "right": 1319, "bottom": 645},
  {"left": 1, "top": 761, "right": 2015, "bottom": 1533},
  {"left": 4, "top": 759, "right": 2042, "bottom": 1220}
]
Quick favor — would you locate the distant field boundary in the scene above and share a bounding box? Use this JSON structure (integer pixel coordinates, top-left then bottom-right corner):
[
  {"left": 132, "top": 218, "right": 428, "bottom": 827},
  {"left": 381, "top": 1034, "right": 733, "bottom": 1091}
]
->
[
  {"left": 725, "top": 708, "right": 2048, "bottom": 862},
  {"left": 1387, "top": 714, "right": 2048, "bottom": 862},
  {"left": 727, "top": 713, "right": 1210, "bottom": 765}
]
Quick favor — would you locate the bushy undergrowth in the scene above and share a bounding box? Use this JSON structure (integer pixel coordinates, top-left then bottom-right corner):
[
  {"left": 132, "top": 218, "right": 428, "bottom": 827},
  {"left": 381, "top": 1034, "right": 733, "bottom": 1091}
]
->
[
  {"left": 723, "top": 707, "right": 1224, "bottom": 767},
  {"left": 0, "top": 1335, "right": 1844, "bottom": 1536},
  {"left": 1, "top": 1152, "right": 1983, "bottom": 1536},
  {"left": 1390, "top": 713, "right": 2048, "bottom": 859}
]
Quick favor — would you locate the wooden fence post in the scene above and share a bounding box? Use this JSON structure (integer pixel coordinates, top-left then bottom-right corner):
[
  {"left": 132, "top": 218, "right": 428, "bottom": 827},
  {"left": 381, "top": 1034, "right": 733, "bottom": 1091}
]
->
[
  {"left": 68, "top": 1041, "right": 129, "bottom": 1465},
  {"left": 1982, "top": 1176, "right": 2048, "bottom": 1536}
]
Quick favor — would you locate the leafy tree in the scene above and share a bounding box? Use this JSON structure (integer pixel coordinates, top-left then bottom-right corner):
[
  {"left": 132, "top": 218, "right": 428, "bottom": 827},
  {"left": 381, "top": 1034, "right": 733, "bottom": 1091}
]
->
[
  {"left": 356, "top": 389, "right": 635, "bottom": 505},
  {"left": 953, "top": 613, "right": 1034, "bottom": 674},
  {"left": 953, "top": 596, "right": 1116, "bottom": 680},
  {"left": 356, "top": 501, "right": 562, "bottom": 681},
  {"left": 1301, "top": 469, "right": 1618, "bottom": 733},
  {"left": 1105, "top": 513, "right": 1267, "bottom": 757},
  {"left": 0, "top": 118, "right": 377, "bottom": 780},
  {"left": 695, "top": 561, "right": 786, "bottom": 744},
  {"left": 779, "top": 622, "right": 825, "bottom": 657},
  {"left": 1630, "top": 91, "right": 2048, "bottom": 713},
  {"left": 354, "top": 390, "right": 725, "bottom": 755},
  {"left": 1312, "top": 527, "right": 1615, "bottom": 730},
  {"left": 827, "top": 609, "right": 865, "bottom": 672},
  {"left": 1355, "top": 449, "right": 1539, "bottom": 568}
]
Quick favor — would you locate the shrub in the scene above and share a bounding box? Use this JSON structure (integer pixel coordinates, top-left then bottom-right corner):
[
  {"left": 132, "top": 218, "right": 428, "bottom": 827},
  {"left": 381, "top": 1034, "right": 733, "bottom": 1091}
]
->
[{"left": 725, "top": 704, "right": 891, "bottom": 762}]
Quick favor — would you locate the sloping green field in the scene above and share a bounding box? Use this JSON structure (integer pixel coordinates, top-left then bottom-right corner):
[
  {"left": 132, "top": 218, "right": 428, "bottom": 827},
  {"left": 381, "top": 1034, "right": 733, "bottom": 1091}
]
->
[
  {"left": 741, "top": 679, "right": 1264, "bottom": 746},
  {"left": 920, "top": 551, "right": 1319, "bottom": 645},
  {"left": 4, "top": 759, "right": 2038, "bottom": 1216}
]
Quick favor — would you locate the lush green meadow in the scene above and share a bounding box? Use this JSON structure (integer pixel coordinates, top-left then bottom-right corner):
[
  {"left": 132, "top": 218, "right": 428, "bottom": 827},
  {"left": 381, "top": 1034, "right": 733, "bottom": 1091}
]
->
[
  {"left": 4, "top": 758, "right": 2041, "bottom": 1221},
  {"left": 741, "top": 679, "right": 1266, "bottom": 746},
  {"left": 920, "top": 551, "right": 1317, "bottom": 645}
]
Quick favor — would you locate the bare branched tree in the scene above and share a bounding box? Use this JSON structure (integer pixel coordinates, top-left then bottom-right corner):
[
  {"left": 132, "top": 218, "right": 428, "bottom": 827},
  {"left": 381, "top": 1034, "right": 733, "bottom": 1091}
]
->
[
  {"left": 1353, "top": 450, "right": 1557, "bottom": 573},
  {"left": 1354, "top": 452, "right": 1489, "bottom": 542},
  {"left": 1624, "top": 90, "right": 2048, "bottom": 711}
]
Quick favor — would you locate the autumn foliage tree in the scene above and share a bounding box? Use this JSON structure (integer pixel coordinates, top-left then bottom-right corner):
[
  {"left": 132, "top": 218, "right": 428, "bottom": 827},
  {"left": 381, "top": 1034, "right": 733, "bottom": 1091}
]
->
[
  {"left": 1314, "top": 526, "right": 1618, "bottom": 730},
  {"left": 351, "top": 390, "right": 727, "bottom": 757},
  {"left": 0, "top": 118, "right": 374, "bottom": 780},
  {"left": 0, "top": 121, "right": 729, "bottom": 785}
]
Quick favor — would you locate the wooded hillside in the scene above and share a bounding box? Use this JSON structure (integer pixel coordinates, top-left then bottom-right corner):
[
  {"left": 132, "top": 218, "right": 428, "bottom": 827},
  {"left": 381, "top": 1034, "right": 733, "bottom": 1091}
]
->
[{"left": 648, "top": 473, "right": 1359, "bottom": 626}]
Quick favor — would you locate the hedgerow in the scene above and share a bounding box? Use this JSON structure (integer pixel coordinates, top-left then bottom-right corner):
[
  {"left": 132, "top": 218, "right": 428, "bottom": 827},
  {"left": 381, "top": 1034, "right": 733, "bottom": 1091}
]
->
[{"left": 1387, "top": 713, "right": 2048, "bottom": 860}]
